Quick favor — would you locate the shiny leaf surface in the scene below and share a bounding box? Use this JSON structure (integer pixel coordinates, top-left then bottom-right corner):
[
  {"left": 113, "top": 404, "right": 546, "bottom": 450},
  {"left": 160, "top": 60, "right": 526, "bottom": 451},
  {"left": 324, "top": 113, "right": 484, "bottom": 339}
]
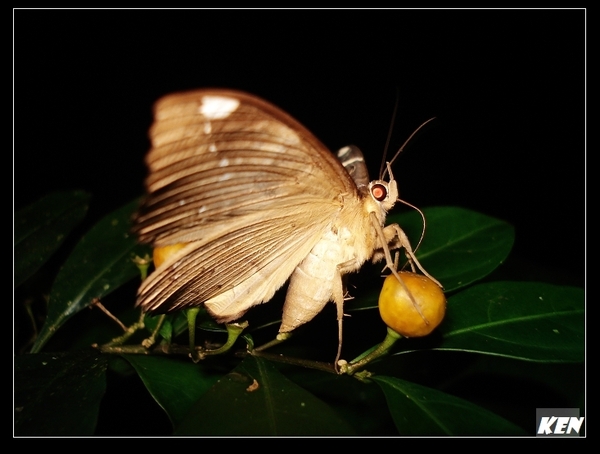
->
[{"left": 31, "top": 198, "right": 151, "bottom": 353}]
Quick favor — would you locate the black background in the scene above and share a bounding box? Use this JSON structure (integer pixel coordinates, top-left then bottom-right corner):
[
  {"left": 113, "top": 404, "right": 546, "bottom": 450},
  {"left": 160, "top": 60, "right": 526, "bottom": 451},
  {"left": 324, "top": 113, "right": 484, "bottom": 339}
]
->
[{"left": 15, "top": 9, "right": 585, "bottom": 285}]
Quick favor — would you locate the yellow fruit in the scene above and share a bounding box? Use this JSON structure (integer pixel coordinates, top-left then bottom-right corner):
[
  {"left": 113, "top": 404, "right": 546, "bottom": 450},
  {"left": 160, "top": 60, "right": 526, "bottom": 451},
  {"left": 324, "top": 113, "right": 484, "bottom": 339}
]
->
[
  {"left": 153, "top": 243, "right": 187, "bottom": 268},
  {"left": 378, "top": 271, "right": 446, "bottom": 337}
]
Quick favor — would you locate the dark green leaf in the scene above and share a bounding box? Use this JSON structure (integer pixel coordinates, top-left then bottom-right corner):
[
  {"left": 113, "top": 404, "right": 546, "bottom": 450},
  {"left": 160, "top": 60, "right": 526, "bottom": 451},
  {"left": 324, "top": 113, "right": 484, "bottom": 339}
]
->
[
  {"left": 31, "top": 198, "right": 151, "bottom": 353},
  {"left": 347, "top": 206, "right": 515, "bottom": 311},
  {"left": 14, "top": 349, "right": 108, "bottom": 435},
  {"left": 281, "top": 365, "right": 399, "bottom": 435},
  {"left": 392, "top": 206, "right": 515, "bottom": 292},
  {"left": 14, "top": 191, "right": 90, "bottom": 287},
  {"left": 123, "top": 355, "right": 221, "bottom": 428},
  {"left": 372, "top": 375, "right": 527, "bottom": 435},
  {"left": 174, "top": 355, "right": 355, "bottom": 435},
  {"left": 433, "top": 281, "right": 584, "bottom": 362}
]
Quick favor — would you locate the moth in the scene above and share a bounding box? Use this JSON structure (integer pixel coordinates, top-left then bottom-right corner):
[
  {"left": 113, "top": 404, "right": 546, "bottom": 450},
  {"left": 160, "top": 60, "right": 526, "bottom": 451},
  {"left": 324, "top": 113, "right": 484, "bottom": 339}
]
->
[{"left": 133, "top": 88, "right": 438, "bottom": 364}]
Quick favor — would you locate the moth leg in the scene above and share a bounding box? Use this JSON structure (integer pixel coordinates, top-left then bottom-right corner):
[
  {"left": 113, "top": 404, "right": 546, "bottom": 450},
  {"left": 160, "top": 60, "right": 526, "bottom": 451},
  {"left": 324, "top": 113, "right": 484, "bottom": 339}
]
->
[
  {"left": 385, "top": 223, "right": 442, "bottom": 287},
  {"left": 371, "top": 213, "right": 442, "bottom": 287},
  {"left": 369, "top": 213, "right": 432, "bottom": 323},
  {"left": 333, "top": 259, "right": 362, "bottom": 373}
]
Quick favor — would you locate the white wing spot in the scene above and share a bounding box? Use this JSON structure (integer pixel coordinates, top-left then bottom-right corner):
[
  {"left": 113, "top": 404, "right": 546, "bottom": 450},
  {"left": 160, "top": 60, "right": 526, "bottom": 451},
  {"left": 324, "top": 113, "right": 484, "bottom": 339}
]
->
[
  {"left": 204, "top": 121, "right": 212, "bottom": 134},
  {"left": 209, "top": 143, "right": 217, "bottom": 152},
  {"left": 200, "top": 96, "right": 240, "bottom": 119},
  {"left": 198, "top": 206, "right": 206, "bottom": 214},
  {"left": 219, "top": 173, "right": 232, "bottom": 181},
  {"left": 219, "top": 158, "right": 229, "bottom": 167}
]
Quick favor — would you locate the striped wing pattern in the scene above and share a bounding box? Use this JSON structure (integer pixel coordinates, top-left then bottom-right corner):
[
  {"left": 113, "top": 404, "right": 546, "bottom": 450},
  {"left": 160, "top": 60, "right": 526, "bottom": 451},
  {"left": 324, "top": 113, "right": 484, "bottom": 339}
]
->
[{"left": 133, "top": 89, "right": 359, "bottom": 318}]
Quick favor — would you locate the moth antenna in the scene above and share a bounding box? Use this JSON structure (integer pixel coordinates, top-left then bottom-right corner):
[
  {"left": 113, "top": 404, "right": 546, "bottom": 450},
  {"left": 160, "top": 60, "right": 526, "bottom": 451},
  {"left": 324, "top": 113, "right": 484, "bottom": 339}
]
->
[
  {"left": 384, "top": 161, "right": 427, "bottom": 257},
  {"left": 396, "top": 197, "right": 428, "bottom": 254},
  {"left": 382, "top": 117, "right": 437, "bottom": 181},
  {"left": 379, "top": 90, "right": 400, "bottom": 180},
  {"left": 370, "top": 211, "right": 430, "bottom": 322}
]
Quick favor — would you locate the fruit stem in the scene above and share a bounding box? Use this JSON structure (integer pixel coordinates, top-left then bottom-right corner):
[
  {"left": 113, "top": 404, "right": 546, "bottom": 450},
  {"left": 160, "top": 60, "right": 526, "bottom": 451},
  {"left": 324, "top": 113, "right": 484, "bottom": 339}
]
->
[
  {"left": 187, "top": 308, "right": 201, "bottom": 361},
  {"left": 339, "top": 327, "right": 402, "bottom": 375},
  {"left": 132, "top": 254, "right": 152, "bottom": 282},
  {"left": 202, "top": 321, "right": 249, "bottom": 356}
]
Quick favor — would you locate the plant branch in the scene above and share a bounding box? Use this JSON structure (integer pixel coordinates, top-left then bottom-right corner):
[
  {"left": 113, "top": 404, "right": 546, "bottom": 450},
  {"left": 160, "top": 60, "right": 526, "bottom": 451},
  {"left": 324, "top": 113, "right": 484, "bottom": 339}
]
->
[{"left": 248, "top": 349, "right": 337, "bottom": 374}]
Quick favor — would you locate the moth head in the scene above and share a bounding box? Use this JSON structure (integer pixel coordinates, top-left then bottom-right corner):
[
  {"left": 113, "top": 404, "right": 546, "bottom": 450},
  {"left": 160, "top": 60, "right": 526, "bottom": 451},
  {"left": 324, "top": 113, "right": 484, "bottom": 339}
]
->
[{"left": 368, "top": 167, "right": 398, "bottom": 212}]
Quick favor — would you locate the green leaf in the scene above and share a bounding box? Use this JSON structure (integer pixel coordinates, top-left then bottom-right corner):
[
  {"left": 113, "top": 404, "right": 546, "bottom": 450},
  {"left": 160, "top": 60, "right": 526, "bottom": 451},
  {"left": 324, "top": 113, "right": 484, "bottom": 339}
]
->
[
  {"left": 174, "top": 355, "right": 355, "bottom": 435},
  {"left": 434, "top": 281, "right": 584, "bottom": 362},
  {"left": 347, "top": 206, "right": 515, "bottom": 311},
  {"left": 280, "top": 365, "right": 399, "bottom": 435},
  {"left": 14, "top": 349, "right": 108, "bottom": 435},
  {"left": 14, "top": 191, "right": 90, "bottom": 287},
  {"left": 123, "top": 355, "right": 221, "bottom": 428},
  {"left": 393, "top": 206, "right": 515, "bottom": 292},
  {"left": 372, "top": 375, "right": 527, "bottom": 435},
  {"left": 31, "top": 198, "right": 151, "bottom": 353}
]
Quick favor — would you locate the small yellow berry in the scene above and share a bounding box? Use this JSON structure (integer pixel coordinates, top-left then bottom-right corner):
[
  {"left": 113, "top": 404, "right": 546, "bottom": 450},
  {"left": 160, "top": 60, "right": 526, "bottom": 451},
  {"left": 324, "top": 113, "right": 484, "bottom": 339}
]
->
[{"left": 378, "top": 271, "right": 446, "bottom": 337}]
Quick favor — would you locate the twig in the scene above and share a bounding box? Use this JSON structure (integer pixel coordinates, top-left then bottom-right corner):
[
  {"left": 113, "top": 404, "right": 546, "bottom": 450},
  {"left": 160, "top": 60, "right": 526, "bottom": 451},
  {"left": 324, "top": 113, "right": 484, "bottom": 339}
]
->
[
  {"left": 249, "top": 349, "right": 337, "bottom": 374},
  {"left": 91, "top": 298, "right": 128, "bottom": 332}
]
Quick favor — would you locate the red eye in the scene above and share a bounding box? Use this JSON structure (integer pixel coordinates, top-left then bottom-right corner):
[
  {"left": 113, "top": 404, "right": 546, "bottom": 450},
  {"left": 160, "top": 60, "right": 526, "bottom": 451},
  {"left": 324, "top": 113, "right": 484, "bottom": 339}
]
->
[{"left": 371, "top": 183, "right": 387, "bottom": 201}]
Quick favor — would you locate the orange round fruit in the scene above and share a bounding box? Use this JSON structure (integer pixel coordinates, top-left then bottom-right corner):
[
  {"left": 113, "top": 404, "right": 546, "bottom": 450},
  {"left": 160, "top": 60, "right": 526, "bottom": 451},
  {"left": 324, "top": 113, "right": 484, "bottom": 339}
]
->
[
  {"left": 378, "top": 271, "right": 446, "bottom": 337},
  {"left": 153, "top": 243, "right": 187, "bottom": 268}
]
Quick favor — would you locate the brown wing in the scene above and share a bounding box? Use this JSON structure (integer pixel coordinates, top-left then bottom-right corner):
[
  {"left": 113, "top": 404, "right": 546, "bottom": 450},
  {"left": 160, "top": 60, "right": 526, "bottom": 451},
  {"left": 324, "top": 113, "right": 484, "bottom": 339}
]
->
[{"left": 133, "top": 89, "right": 359, "bottom": 316}]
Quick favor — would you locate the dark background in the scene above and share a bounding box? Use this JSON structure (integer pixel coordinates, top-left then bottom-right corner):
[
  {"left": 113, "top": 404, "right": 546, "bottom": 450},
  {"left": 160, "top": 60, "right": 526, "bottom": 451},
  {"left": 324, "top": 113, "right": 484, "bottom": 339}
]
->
[{"left": 15, "top": 9, "right": 585, "bottom": 286}]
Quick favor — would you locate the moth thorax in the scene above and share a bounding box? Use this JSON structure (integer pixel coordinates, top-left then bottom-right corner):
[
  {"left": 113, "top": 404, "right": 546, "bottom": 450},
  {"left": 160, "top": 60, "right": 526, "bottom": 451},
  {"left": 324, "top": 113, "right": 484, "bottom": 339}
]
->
[{"left": 337, "top": 145, "right": 370, "bottom": 188}]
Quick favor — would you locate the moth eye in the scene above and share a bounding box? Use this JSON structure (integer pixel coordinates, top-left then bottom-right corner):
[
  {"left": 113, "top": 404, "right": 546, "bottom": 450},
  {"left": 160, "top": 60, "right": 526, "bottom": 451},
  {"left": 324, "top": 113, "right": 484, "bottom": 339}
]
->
[{"left": 371, "top": 183, "right": 388, "bottom": 202}]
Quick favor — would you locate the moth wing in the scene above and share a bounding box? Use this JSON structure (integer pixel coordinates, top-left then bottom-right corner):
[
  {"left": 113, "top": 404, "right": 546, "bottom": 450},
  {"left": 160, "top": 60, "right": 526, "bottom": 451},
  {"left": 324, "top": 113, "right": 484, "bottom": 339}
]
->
[
  {"left": 137, "top": 201, "right": 338, "bottom": 320},
  {"left": 133, "top": 89, "right": 358, "bottom": 317},
  {"left": 134, "top": 89, "right": 357, "bottom": 245}
]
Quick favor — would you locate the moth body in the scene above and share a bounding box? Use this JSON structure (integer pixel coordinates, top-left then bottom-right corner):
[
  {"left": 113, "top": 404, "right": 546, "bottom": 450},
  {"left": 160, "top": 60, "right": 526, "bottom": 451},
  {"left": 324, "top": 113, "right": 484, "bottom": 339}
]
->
[
  {"left": 133, "top": 89, "right": 437, "bottom": 364},
  {"left": 281, "top": 192, "right": 388, "bottom": 332}
]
